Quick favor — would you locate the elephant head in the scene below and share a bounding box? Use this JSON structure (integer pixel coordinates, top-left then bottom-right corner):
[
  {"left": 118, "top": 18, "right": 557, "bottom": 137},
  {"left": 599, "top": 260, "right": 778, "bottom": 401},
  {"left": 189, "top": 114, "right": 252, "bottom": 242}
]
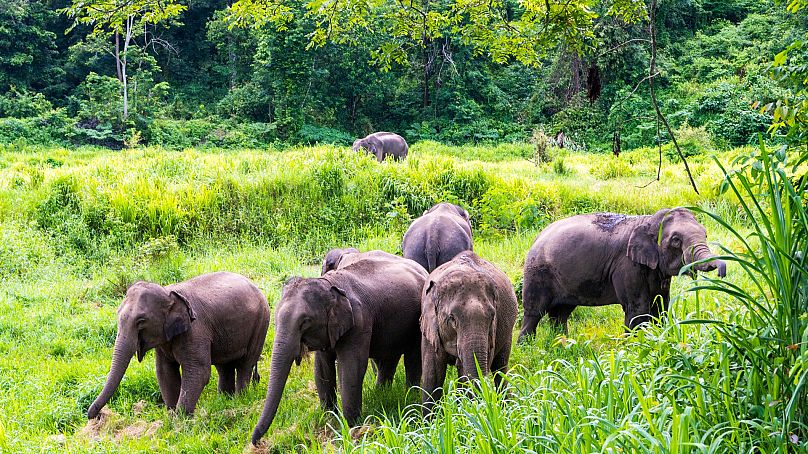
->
[
  {"left": 627, "top": 208, "right": 727, "bottom": 278},
  {"left": 251, "top": 277, "right": 355, "bottom": 445},
  {"left": 352, "top": 137, "right": 378, "bottom": 156},
  {"left": 88, "top": 282, "right": 195, "bottom": 418},
  {"left": 321, "top": 247, "right": 360, "bottom": 275},
  {"left": 422, "top": 270, "right": 497, "bottom": 380}
]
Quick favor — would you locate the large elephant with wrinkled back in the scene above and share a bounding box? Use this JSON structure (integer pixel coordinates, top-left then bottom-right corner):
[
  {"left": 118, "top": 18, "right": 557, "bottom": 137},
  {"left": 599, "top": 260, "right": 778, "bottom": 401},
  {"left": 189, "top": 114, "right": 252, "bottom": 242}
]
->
[
  {"left": 518, "top": 208, "right": 727, "bottom": 341},
  {"left": 352, "top": 132, "right": 408, "bottom": 161}
]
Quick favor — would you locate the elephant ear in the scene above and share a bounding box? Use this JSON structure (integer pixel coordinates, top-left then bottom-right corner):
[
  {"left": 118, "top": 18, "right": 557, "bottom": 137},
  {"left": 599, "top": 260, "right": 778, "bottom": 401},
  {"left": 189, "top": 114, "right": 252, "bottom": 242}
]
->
[
  {"left": 627, "top": 209, "right": 670, "bottom": 269},
  {"left": 164, "top": 290, "right": 196, "bottom": 341},
  {"left": 327, "top": 286, "right": 355, "bottom": 349},
  {"left": 420, "top": 281, "right": 442, "bottom": 352}
]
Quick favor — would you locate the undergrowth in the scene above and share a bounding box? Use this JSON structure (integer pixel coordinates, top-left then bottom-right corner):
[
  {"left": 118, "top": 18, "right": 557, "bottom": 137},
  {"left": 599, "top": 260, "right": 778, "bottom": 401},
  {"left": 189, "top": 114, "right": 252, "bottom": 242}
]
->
[{"left": 0, "top": 142, "right": 803, "bottom": 452}]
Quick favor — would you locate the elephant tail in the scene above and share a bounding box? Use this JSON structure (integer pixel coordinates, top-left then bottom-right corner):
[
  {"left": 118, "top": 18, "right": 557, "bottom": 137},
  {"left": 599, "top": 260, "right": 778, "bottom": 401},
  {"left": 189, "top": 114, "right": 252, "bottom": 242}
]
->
[{"left": 426, "top": 232, "right": 438, "bottom": 272}]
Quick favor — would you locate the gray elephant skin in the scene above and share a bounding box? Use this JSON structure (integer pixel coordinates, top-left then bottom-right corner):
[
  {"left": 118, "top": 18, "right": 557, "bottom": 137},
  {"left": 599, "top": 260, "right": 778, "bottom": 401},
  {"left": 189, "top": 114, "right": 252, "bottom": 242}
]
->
[
  {"left": 519, "top": 208, "right": 727, "bottom": 340},
  {"left": 321, "top": 248, "right": 401, "bottom": 275},
  {"left": 420, "top": 251, "right": 518, "bottom": 415},
  {"left": 352, "top": 132, "right": 409, "bottom": 162},
  {"left": 403, "top": 202, "right": 474, "bottom": 272},
  {"left": 87, "top": 271, "right": 270, "bottom": 418},
  {"left": 251, "top": 254, "right": 427, "bottom": 444}
]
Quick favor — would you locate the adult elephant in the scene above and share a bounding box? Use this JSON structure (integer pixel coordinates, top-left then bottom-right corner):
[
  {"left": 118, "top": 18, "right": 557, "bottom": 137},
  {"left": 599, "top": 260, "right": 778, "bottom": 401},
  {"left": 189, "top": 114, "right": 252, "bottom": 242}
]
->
[
  {"left": 87, "top": 272, "right": 270, "bottom": 418},
  {"left": 251, "top": 254, "right": 427, "bottom": 445},
  {"left": 403, "top": 202, "right": 473, "bottom": 272},
  {"left": 352, "top": 132, "right": 409, "bottom": 162},
  {"left": 518, "top": 208, "right": 727, "bottom": 341},
  {"left": 420, "top": 251, "right": 517, "bottom": 415}
]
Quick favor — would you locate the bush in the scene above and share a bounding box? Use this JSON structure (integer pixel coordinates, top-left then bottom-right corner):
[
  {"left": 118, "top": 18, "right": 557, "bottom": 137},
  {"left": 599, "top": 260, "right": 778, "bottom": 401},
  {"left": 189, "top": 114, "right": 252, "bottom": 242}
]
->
[
  {"left": 293, "top": 124, "right": 353, "bottom": 146},
  {"left": 0, "top": 87, "right": 53, "bottom": 118},
  {"left": 0, "top": 110, "right": 72, "bottom": 145}
]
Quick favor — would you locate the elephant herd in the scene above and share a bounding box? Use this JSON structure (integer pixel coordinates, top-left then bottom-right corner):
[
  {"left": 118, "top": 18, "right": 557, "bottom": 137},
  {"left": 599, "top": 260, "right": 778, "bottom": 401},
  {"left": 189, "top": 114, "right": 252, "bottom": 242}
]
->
[{"left": 87, "top": 201, "right": 726, "bottom": 446}]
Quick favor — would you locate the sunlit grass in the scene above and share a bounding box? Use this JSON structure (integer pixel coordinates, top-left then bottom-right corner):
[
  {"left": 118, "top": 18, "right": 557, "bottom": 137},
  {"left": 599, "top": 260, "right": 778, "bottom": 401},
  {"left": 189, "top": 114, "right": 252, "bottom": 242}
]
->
[{"left": 0, "top": 142, "right": 795, "bottom": 452}]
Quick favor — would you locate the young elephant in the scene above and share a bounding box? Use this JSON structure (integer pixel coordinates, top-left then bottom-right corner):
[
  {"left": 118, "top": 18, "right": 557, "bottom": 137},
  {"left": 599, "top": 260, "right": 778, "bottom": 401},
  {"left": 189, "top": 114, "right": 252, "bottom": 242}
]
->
[
  {"left": 420, "top": 251, "right": 518, "bottom": 415},
  {"left": 519, "top": 208, "right": 727, "bottom": 340},
  {"left": 251, "top": 254, "right": 427, "bottom": 445},
  {"left": 402, "top": 202, "right": 474, "bottom": 272},
  {"left": 87, "top": 272, "right": 270, "bottom": 419},
  {"left": 352, "top": 132, "right": 409, "bottom": 162}
]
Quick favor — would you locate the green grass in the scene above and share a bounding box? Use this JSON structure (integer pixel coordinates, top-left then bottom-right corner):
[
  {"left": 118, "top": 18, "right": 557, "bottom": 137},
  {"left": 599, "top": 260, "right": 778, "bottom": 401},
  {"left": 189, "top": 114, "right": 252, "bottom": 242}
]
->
[{"left": 0, "top": 142, "right": 801, "bottom": 452}]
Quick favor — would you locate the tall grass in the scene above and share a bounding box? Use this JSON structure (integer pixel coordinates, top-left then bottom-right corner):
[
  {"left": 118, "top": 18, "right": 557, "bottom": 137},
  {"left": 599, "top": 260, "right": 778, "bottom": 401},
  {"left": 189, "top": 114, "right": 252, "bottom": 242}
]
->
[
  {"left": 688, "top": 140, "right": 807, "bottom": 442},
  {"left": 0, "top": 143, "right": 794, "bottom": 451}
]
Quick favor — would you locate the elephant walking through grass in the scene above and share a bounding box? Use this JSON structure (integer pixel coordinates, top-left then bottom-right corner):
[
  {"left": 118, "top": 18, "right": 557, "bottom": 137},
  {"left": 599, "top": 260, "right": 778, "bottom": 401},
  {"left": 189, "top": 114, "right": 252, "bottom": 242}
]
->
[{"left": 87, "top": 272, "right": 270, "bottom": 418}]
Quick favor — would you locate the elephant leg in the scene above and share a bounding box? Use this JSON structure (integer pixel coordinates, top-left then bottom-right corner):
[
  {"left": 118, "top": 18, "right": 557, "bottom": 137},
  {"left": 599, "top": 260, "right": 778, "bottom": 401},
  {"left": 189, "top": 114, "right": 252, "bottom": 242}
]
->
[
  {"left": 177, "top": 357, "right": 212, "bottom": 415},
  {"left": 336, "top": 350, "right": 369, "bottom": 425},
  {"left": 649, "top": 278, "right": 671, "bottom": 322},
  {"left": 615, "top": 272, "right": 654, "bottom": 330},
  {"left": 420, "top": 340, "right": 447, "bottom": 416},
  {"left": 215, "top": 364, "right": 236, "bottom": 395},
  {"left": 547, "top": 304, "right": 575, "bottom": 333},
  {"left": 314, "top": 350, "right": 338, "bottom": 412},
  {"left": 155, "top": 350, "right": 181, "bottom": 409},
  {"left": 403, "top": 344, "right": 422, "bottom": 388},
  {"left": 490, "top": 347, "right": 511, "bottom": 390},
  {"left": 374, "top": 355, "right": 399, "bottom": 387},
  {"left": 235, "top": 363, "right": 255, "bottom": 393},
  {"left": 518, "top": 283, "right": 552, "bottom": 342}
]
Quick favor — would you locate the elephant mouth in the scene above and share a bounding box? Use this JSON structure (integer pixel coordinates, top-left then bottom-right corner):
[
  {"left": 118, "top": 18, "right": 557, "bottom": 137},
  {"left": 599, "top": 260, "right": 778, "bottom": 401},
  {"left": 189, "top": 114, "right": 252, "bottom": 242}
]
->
[{"left": 137, "top": 335, "right": 147, "bottom": 362}]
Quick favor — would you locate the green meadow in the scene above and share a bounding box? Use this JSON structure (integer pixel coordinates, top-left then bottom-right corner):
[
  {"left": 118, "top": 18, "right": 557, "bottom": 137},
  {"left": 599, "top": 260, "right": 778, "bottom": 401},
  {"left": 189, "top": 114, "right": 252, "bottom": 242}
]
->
[{"left": 0, "top": 142, "right": 803, "bottom": 452}]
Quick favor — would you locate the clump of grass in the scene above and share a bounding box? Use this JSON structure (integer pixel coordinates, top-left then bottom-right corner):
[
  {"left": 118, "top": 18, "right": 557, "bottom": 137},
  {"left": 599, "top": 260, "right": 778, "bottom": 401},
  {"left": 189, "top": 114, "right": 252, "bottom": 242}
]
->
[{"left": 688, "top": 140, "right": 807, "bottom": 440}]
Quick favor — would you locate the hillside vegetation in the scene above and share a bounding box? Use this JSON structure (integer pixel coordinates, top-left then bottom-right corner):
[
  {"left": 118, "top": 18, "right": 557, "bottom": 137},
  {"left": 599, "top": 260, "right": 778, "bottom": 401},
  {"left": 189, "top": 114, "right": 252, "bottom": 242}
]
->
[{"left": 4, "top": 142, "right": 804, "bottom": 452}]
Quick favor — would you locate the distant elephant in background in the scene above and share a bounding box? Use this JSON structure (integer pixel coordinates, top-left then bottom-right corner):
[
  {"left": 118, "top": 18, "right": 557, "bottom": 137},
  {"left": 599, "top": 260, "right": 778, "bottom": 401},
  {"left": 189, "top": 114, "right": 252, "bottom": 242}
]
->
[
  {"left": 352, "top": 132, "right": 409, "bottom": 162},
  {"left": 403, "top": 202, "right": 473, "bottom": 272},
  {"left": 420, "top": 251, "right": 518, "bottom": 415},
  {"left": 251, "top": 254, "right": 427, "bottom": 445},
  {"left": 87, "top": 272, "right": 270, "bottom": 418},
  {"left": 321, "top": 248, "right": 402, "bottom": 275},
  {"left": 518, "top": 208, "right": 727, "bottom": 341}
]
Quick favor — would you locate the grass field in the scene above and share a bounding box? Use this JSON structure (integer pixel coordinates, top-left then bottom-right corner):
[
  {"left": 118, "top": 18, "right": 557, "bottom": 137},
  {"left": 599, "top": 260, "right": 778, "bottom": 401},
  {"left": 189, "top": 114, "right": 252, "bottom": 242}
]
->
[{"left": 0, "top": 141, "right": 800, "bottom": 452}]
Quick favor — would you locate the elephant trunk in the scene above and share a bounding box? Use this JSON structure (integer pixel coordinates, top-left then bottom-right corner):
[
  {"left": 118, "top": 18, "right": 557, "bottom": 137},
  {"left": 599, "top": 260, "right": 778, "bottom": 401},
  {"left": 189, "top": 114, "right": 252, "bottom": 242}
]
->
[
  {"left": 88, "top": 326, "right": 136, "bottom": 419},
  {"left": 459, "top": 334, "right": 490, "bottom": 380},
  {"left": 690, "top": 244, "right": 727, "bottom": 277},
  {"left": 251, "top": 334, "right": 298, "bottom": 445}
]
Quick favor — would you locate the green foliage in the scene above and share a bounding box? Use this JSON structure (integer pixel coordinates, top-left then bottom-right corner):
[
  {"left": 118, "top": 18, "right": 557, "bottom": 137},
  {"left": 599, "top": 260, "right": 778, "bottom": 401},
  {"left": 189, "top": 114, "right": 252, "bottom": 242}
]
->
[
  {"left": 1, "top": 143, "right": 796, "bottom": 451},
  {"left": 0, "top": 86, "right": 53, "bottom": 118},
  {"left": 691, "top": 141, "right": 808, "bottom": 435}
]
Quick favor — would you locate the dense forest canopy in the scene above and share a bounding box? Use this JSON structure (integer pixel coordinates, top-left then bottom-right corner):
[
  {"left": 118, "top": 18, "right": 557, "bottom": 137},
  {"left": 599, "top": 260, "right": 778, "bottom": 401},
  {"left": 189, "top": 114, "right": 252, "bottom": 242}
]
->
[{"left": 0, "top": 0, "right": 804, "bottom": 149}]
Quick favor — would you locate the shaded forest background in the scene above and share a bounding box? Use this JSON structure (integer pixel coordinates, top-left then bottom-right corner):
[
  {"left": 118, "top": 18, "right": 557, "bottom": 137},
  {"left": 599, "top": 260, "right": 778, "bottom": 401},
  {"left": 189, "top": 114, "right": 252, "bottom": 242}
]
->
[{"left": 0, "top": 0, "right": 802, "bottom": 150}]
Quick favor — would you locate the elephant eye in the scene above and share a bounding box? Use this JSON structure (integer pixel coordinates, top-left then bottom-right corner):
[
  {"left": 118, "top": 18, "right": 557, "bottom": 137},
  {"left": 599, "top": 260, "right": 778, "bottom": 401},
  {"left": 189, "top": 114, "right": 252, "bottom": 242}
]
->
[{"left": 670, "top": 237, "right": 682, "bottom": 248}]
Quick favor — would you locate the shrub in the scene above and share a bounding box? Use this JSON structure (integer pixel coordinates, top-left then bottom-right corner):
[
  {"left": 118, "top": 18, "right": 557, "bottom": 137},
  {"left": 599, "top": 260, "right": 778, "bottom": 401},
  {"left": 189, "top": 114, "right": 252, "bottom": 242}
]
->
[
  {"left": 293, "top": 124, "right": 353, "bottom": 146},
  {"left": 0, "top": 87, "right": 53, "bottom": 118}
]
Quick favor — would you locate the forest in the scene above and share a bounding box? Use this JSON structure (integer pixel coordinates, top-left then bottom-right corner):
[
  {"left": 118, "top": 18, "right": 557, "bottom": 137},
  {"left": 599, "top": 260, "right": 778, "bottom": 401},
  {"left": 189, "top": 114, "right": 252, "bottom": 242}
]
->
[
  {"left": 0, "top": 0, "right": 806, "bottom": 452},
  {"left": 0, "top": 0, "right": 803, "bottom": 150}
]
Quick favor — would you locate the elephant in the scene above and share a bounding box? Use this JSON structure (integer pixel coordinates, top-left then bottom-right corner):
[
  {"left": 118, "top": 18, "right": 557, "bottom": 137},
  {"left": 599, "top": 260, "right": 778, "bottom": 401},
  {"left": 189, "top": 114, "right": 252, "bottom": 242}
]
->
[
  {"left": 321, "top": 248, "right": 402, "bottom": 275},
  {"left": 518, "top": 208, "right": 727, "bottom": 341},
  {"left": 87, "top": 272, "right": 270, "bottom": 419},
  {"left": 251, "top": 254, "right": 427, "bottom": 445},
  {"left": 402, "top": 202, "right": 474, "bottom": 272},
  {"left": 420, "top": 251, "right": 518, "bottom": 415},
  {"left": 352, "top": 132, "right": 409, "bottom": 162}
]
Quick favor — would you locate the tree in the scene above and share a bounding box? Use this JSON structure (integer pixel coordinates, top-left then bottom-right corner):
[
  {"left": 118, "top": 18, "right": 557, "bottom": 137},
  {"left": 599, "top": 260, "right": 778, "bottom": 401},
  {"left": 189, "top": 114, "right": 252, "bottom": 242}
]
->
[
  {"left": 227, "top": 0, "right": 646, "bottom": 69},
  {"left": 61, "top": 0, "right": 186, "bottom": 120}
]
